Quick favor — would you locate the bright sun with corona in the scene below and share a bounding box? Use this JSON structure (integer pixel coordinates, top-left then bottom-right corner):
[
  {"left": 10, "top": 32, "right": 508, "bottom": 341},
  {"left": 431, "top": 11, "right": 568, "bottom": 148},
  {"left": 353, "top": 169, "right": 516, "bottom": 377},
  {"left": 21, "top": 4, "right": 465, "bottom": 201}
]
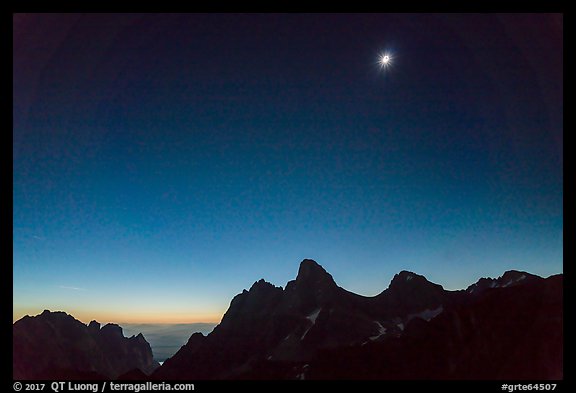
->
[{"left": 379, "top": 53, "right": 392, "bottom": 69}]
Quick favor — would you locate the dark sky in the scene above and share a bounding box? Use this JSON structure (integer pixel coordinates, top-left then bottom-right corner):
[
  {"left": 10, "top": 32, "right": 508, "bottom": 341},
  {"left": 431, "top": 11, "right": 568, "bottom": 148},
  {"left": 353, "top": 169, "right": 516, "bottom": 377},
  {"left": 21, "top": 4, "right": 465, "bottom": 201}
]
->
[{"left": 13, "top": 13, "right": 563, "bottom": 323}]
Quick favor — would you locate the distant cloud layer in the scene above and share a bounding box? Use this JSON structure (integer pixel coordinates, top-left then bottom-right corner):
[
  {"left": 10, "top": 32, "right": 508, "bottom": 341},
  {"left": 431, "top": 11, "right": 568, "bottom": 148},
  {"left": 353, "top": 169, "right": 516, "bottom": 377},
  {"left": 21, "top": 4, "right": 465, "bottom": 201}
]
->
[{"left": 58, "top": 285, "right": 87, "bottom": 291}]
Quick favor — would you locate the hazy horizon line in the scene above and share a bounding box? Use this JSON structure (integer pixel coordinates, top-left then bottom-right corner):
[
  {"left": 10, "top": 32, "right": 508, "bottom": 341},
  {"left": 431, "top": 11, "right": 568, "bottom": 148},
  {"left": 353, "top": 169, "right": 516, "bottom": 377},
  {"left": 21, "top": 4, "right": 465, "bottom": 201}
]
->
[{"left": 12, "top": 311, "right": 222, "bottom": 326}]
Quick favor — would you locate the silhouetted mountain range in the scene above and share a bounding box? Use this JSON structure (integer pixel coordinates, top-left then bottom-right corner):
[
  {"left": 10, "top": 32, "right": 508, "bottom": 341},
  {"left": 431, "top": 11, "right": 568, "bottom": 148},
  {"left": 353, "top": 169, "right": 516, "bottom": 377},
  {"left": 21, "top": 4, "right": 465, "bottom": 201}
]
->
[
  {"left": 13, "top": 260, "right": 562, "bottom": 380},
  {"left": 13, "top": 310, "right": 159, "bottom": 379},
  {"left": 155, "top": 259, "right": 562, "bottom": 380}
]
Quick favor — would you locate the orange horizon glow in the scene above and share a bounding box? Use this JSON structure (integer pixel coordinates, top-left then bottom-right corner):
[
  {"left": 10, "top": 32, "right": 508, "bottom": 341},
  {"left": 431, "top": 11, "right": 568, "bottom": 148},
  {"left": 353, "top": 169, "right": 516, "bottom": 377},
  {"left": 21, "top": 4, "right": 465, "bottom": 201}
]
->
[{"left": 13, "top": 307, "right": 223, "bottom": 325}]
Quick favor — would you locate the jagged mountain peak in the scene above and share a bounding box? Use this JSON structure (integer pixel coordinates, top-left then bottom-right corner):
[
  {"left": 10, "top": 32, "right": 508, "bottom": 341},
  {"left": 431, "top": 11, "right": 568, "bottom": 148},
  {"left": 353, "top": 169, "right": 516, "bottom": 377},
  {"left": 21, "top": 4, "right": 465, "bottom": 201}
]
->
[
  {"left": 100, "top": 323, "right": 123, "bottom": 337},
  {"left": 295, "top": 259, "right": 336, "bottom": 287},
  {"left": 219, "top": 278, "right": 284, "bottom": 332},
  {"left": 132, "top": 333, "right": 147, "bottom": 343},
  {"left": 298, "top": 258, "right": 325, "bottom": 273},
  {"left": 39, "top": 309, "right": 73, "bottom": 320},
  {"left": 388, "top": 270, "right": 441, "bottom": 290},
  {"left": 392, "top": 270, "right": 420, "bottom": 281},
  {"left": 500, "top": 270, "right": 538, "bottom": 285},
  {"left": 249, "top": 278, "right": 281, "bottom": 292},
  {"left": 88, "top": 320, "right": 101, "bottom": 336},
  {"left": 88, "top": 320, "right": 101, "bottom": 330},
  {"left": 466, "top": 270, "right": 542, "bottom": 294},
  {"left": 280, "top": 259, "right": 339, "bottom": 315},
  {"left": 374, "top": 271, "right": 447, "bottom": 319},
  {"left": 229, "top": 279, "right": 282, "bottom": 309},
  {"left": 13, "top": 311, "right": 159, "bottom": 379},
  {"left": 154, "top": 260, "right": 561, "bottom": 380}
]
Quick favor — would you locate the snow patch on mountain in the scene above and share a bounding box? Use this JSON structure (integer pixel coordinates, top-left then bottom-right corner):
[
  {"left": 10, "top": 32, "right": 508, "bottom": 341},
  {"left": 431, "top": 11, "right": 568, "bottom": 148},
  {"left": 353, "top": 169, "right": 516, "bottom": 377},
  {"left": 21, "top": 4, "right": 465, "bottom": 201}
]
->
[
  {"left": 301, "top": 308, "right": 322, "bottom": 340},
  {"left": 306, "top": 308, "right": 322, "bottom": 324},
  {"left": 503, "top": 274, "right": 526, "bottom": 287},
  {"left": 407, "top": 306, "right": 444, "bottom": 322},
  {"left": 369, "top": 321, "right": 388, "bottom": 341}
]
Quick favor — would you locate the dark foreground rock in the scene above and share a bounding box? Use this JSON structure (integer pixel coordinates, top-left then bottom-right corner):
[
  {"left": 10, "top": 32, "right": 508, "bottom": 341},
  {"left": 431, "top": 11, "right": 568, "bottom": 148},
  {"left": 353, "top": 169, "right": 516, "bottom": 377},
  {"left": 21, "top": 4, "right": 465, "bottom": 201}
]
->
[
  {"left": 13, "top": 310, "right": 160, "bottom": 379},
  {"left": 155, "top": 259, "right": 562, "bottom": 380}
]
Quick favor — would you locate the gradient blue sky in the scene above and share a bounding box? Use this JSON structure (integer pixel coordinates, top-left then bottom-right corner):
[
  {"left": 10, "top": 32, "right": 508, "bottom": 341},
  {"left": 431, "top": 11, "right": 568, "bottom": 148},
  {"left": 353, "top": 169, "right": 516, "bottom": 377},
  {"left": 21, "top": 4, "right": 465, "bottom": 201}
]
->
[{"left": 13, "top": 13, "right": 563, "bottom": 323}]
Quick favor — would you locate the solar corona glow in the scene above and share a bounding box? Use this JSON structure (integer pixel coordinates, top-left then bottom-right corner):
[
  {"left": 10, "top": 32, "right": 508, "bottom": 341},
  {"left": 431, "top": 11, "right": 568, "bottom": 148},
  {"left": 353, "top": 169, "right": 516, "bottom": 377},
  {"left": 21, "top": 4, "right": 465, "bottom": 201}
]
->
[
  {"left": 13, "top": 14, "right": 562, "bottom": 324},
  {"left": 380, "top": 53, "right": 392, "bottom": 68}
]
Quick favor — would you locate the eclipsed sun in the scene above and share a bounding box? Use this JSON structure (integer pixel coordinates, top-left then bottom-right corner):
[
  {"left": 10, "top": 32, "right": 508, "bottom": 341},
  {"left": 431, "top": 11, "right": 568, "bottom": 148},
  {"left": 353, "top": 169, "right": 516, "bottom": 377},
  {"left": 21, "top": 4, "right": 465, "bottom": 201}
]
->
[{"left": 379, "top": 53, "right": 392, "bottom": 69}]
